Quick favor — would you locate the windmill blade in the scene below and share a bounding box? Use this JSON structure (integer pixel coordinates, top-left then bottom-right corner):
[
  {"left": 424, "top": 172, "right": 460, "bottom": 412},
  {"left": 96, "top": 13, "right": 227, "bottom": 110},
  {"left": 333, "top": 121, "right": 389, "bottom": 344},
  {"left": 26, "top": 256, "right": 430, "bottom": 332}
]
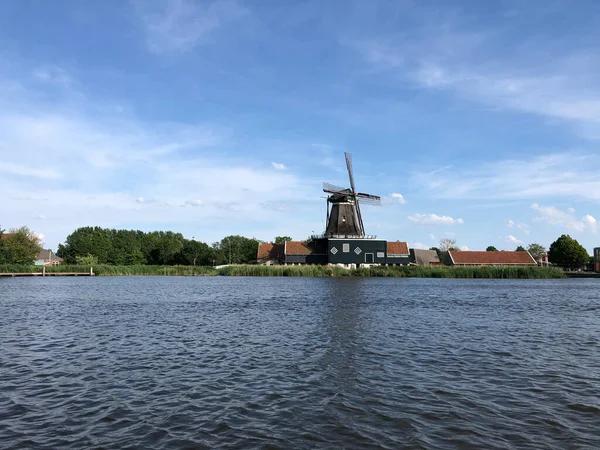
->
[
  {"left": 357, "top": 197, "right": 382, "bottom": 206},
  {"left": 323, "top": 182, "right": 349, "bottom": 194},
  {"left": 356, "top": 192, "right": 381, "bottom": 200},
  {"left": 355, "top": 196, "right": 365, "bottom": 235},
  {"left": 357, "top": 193, "right": 382, "bottom": 206},
  {"left": 345, "top": 152, "right": 357, "bottom": 194}
]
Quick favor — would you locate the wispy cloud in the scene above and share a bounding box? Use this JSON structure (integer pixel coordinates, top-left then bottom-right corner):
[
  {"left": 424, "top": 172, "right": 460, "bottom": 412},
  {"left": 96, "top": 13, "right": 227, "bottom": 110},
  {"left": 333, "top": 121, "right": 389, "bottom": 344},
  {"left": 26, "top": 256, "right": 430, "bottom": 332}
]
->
[
  {"left": 408, "top": 213, "right": 464, "bottom": 225},
  {"left": 531, "top": 203, "right": 597, "bottom": 233},
  {"left": 185, "top": 199, "right": 204, "bottom": 207},
  {"left": 271, "top": 162, "right": 286, "bottom": 170},
  {"left": 345, "top": 9, "right": 600, "bottom": 139},
  {"left": 507, "top": 219, "right": 530, "bottom": 235},
  {"left": 133, "top": 0, "right": 248, "bottom": 53},
  {"left": 0, "top": 162, "right": 62, "bottom": 180},
  {"left": 33, "top": 65, "right": 73, "bottom": 87},
  {"left": 412, "top": 152, "right": 600, "bottom": 202}
]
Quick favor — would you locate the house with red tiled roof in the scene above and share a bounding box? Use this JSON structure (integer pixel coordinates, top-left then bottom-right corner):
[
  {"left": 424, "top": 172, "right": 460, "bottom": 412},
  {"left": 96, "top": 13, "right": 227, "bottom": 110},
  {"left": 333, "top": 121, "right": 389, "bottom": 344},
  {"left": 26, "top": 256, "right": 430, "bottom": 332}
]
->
[
  {"left": 0, "top": 233, "right": 16, "bottom": 240},
  {"left": 257, "top": 243, "right": 284, "bottom": 265},
  {"left": 448, "top": 251, "right": 537, "bottom": 266},
  {"left": 386, "top": 241, "right": 411, "bottom": 265},
  {"left": 284, "top": 240, "right": 327, "bottom": 265},
  {"left": 256, "top": 238, "right": 414, "bottom": 267}
]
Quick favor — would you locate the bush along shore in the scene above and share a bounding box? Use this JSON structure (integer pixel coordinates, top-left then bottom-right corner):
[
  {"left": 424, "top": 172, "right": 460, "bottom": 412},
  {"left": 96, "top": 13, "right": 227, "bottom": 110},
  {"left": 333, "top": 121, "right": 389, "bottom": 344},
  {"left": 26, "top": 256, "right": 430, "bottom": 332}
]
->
[{"left": 0, "top": 264, "right": 566, "bottom": 278}]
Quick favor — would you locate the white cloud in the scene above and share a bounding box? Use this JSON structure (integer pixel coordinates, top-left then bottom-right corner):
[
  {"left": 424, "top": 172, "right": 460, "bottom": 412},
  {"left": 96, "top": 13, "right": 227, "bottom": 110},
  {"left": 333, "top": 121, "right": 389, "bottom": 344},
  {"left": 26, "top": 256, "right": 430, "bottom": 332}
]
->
[
  {"left": 185, "top": 199, "right": 204, "bottom": 207},
  {"left": 531, "top": 203, "right": 597, "bottom": 233},
  {"left": 391, "top": 193, "right": 406, "bottom": 204},
  {"left": 271, "top": 162, "right": 286, "bottom": 170},
  {"left": 412, "top": 152, "right": 600, "bottom": 202},
  {"left": 408, "top": 213, "right": 464, "bottom": 225},
  {"left": 505, "top": 234, "right": 523, "bottom": 244},
  {"left": 38, "top": 214, "right": 47, "bottom": 220},
  {"left": 429, "top": 233, "right": 435, "bottom": 240},
  {"left": 582, "top": 214, "right": 597, "bottom": 233},
  {"left": 134, "top": 0, "right": 247, "bottom": 54},
  {"left": 411, "top": 242, "right": 428, "bottom": 249},
  {"left": 459, "top": 245, "right": 469, "bottom": 251},
  {"left": 0, "top": 68, "right": 321, "bottom": 250},
  {"left": 507, "top": 219, "right": 530, "bottom": 235},
  {"left": 346, "top": 11, "right": 600, "bottom": 139}
]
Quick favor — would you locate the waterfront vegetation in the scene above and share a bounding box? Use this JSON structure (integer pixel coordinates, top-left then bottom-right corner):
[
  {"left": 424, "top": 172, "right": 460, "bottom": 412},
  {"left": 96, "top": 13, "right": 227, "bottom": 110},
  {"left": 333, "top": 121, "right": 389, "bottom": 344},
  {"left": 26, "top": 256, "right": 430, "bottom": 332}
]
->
[{"left": 0, "top": 264, "right": 566, "bottom": 278}]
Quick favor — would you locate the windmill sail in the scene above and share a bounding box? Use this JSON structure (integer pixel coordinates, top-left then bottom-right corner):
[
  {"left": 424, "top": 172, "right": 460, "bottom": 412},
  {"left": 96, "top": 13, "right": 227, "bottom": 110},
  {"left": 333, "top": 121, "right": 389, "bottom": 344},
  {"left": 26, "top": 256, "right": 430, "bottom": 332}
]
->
[{"left": 322, "top": 152, "right": 381, "bottom": 238}]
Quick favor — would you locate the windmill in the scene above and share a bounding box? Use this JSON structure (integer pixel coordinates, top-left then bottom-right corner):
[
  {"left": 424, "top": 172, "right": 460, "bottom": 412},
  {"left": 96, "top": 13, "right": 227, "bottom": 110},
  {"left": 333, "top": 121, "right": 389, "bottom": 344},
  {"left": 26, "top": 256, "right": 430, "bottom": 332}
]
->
[{"left": 323, "top": 152, "right": 381, "bottom": 238}]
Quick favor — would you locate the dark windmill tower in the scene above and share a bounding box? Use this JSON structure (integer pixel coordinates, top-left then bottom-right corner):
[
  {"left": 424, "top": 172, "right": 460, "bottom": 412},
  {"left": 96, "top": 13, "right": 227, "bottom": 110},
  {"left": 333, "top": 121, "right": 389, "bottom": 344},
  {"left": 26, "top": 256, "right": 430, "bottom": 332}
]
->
[{"left": 321, "top": 153, "right": 386, "bottom": 266}]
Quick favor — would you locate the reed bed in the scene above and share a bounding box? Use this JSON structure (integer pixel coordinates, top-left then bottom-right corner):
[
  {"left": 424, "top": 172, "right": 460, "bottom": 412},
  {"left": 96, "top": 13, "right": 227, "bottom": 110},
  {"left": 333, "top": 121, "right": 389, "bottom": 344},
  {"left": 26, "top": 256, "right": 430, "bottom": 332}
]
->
[
  {"left": 0, "top": 264, "right": 217, "bottom": 276},
  {"left": 0, "top": 264, "right": 565, "bottom": 278},
  {"left": 217, "top": 264, "right": 566, "bottom": 279}
]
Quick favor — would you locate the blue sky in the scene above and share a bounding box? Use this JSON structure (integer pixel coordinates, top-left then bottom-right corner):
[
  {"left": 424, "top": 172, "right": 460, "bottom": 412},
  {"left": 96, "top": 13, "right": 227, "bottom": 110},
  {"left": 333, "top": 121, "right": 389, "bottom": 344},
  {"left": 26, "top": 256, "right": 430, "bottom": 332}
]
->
[{"left": 1, "top": 0, "right": 599, "bottom": 253}]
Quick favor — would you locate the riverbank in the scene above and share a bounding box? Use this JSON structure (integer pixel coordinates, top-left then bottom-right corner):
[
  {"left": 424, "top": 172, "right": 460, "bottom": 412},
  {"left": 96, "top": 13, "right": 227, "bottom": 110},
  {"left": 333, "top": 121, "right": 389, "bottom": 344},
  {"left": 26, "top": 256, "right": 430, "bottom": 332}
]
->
[{"left": 0, "top": 264, "right": 567, "bottom": 278}]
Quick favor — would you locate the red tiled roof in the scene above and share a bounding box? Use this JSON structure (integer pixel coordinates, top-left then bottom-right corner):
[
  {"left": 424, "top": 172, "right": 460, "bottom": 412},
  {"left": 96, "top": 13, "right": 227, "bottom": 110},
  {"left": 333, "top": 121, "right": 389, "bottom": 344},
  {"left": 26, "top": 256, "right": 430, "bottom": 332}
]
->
[
  {"left": 387, "top": 241, "right": 409, "bottom": 255},
  {"left": 285, "top": 241, "right": 312, "bottom": 255},
  {"left": 257, "top": 243, "right": 284, "bottom": 261},
  {"left": 449, "top": 251, "right": 536, "bottom": 265},
  {"left": 0, "top": 233, "right": 16, "bottom": 240}
]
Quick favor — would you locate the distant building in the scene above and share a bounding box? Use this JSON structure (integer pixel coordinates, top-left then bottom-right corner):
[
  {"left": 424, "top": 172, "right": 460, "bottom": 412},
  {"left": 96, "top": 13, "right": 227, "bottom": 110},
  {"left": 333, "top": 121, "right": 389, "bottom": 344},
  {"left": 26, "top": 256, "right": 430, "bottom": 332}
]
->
[
  {"left": 386, "top": 242, "right": 411, "bottom": 265},
  {"left": 448, "top": 251, "right": 537, "bottom": 266},
  {"left": 257, "top": 239, "right": 411, "bottom": 267},
  {"left": 410, "top": 249, "right": 441, "bottom": 266},
  {"left": 35, "top": 250, "right": 63, "bottom": 266},
  {"left": 0, "top": 233, "right": 16, "bottom": 240},
  {"left": 594, "top": 248, "right": 600, "bottom": 272},
  {"left": 257, "top": 243, "right": 284, "bottom": 265}
]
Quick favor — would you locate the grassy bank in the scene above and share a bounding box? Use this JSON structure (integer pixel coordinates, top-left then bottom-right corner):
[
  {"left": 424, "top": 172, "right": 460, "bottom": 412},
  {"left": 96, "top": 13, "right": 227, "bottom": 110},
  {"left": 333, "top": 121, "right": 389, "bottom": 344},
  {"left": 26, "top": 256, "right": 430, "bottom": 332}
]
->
[
  {"left": 0, "top": 264, "right": 217, "bottom": 276},
  {"left": 0, "top": 264, "right": 566, "bottom": 278},
  {"left": 220, "top": 265, "right": 566, "bottom": 279}
]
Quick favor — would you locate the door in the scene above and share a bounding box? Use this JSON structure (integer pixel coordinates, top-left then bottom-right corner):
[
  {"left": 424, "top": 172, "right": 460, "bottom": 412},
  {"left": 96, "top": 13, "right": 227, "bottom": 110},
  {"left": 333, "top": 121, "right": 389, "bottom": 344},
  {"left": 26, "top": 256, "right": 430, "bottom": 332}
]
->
[{"left": 365, "top": 253, "right": 374, "bottom": 264}]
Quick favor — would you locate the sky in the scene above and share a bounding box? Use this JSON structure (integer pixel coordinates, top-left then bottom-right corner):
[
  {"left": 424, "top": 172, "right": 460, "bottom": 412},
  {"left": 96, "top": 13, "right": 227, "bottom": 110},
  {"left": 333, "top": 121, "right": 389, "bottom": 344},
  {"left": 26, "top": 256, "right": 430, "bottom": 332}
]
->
[{"left": 1, "top": 0, "right": 599, "bottom": 253}]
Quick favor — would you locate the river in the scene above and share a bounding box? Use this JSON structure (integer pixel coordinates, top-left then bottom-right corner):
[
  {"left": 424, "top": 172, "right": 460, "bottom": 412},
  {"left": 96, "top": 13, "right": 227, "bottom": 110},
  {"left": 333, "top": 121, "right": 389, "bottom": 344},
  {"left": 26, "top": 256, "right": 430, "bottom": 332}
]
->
[{"left": 1, "top": 277, "right": 599, "bottom": 448}]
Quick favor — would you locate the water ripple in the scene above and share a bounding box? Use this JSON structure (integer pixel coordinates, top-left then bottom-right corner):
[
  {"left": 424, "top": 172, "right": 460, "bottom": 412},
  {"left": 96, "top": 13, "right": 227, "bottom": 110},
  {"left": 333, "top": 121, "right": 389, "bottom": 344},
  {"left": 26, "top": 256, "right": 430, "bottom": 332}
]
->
[{"left": 1, "top": 277, "right": 600, "bottom": 448}]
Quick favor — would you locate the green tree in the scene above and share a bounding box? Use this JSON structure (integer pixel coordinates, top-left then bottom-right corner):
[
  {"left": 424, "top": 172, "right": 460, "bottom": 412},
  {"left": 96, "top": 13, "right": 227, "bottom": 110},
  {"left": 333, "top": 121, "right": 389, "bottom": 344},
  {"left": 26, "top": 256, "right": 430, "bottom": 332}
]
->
[
  {"left": 527, "top": 243, "right": 546, "bottom": 261},
  {"left": 4, "top": 226, "right": 43, "bottom": 265},
  {"left": 486, "top": 246, "right": 498, "bottom": 251},
  {"left": 0, "top": 227, "right": 7, "bottom": 264},
  {"left": 178, "top": 240, "right": 214, "bottom": 266},
  {"left": 58, "top": 226, "right": 113, "bottom": 264},
  {"left": 214, "top": 235, "right": 261, "bottom": 265},
  {"left": 274, "top": 236, "right": 292, "bottom": 244},
  {"left": 548, "top": 234, "right": 589, "bottom": 270},
  {"left": 515, "top": 245, "right": 526, "bottom": 251},
  {"left": 76, "top": 254, "right": 99, "bottom": 266}
]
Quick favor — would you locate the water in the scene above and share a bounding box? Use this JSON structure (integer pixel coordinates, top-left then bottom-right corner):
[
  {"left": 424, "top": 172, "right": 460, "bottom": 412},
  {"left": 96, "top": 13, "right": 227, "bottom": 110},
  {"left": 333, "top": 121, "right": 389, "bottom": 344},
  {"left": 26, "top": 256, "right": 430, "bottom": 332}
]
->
[{"left": 1, "top": 277, "right": 599, "bottom": 449}]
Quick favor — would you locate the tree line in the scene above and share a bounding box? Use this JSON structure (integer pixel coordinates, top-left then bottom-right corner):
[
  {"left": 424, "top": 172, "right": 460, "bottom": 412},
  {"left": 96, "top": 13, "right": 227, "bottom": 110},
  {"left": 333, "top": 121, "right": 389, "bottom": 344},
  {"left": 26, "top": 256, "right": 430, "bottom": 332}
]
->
[{"left": 54, "top": 226, "right": 262, "bottom": 266}]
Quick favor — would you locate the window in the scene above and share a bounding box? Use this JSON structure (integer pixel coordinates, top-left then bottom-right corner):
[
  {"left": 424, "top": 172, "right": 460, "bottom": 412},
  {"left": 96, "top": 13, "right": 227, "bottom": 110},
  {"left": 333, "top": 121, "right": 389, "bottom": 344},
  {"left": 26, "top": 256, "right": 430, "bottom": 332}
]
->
[
  {"left": 377, "top": 252, "right": 385, "bottom": 258},
  {"left": 330, "top": 247, "right": 338, "bottom": 254},
  {"left": 354, "top": 247, "right": 362, "bottom": 255},
  {"left": 343, "top": 243, "right": 350, "bottom": 253}
]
